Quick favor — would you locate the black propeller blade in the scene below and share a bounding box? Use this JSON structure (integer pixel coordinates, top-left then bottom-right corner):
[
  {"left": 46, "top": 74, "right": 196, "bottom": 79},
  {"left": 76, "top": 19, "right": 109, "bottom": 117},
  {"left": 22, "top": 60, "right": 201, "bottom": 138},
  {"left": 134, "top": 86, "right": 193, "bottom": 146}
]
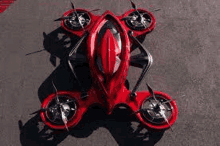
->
[
  {"left": 131, "top": 108, "right": 154, "bottom": 115},
  {"left": 130, "top": 0, "right": 136, "bottom": 9},
  {"left": 89, "top": 8, "right": 100, "bottom": 12},
  {"left": 50, "top": 54, "right": 56, "bottom": 67},
  {"left": 121, "top": 16, "right": 133, "bottom": 21},
  {"left": 53, "top": 1, "right": 76, "bottom": 22},
  {"left": 30, "top": 108, "right": 48, "bottom": 115},
  {"left": 54, "top": 16, "right": 72, "bottom": 21},
  {"left": 154, "top": 8, "right": 161, "bottom": 11},
  {"left": 70, "top": 2, "right": 75, "bottom": 9},
  {"left": 25, "top": 49, "right": 46, "bottom": 56}
]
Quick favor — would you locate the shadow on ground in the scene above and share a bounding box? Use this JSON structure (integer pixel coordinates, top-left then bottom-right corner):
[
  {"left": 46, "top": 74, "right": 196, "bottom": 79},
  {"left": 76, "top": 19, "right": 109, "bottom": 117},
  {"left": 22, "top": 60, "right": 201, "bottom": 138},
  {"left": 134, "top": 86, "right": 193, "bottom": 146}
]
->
[
  {"left": 19, "top": 27, "right": 164, "bottom": 146},
  {"left": 19, "top": 108, "right": 164, "bottom": 146}
]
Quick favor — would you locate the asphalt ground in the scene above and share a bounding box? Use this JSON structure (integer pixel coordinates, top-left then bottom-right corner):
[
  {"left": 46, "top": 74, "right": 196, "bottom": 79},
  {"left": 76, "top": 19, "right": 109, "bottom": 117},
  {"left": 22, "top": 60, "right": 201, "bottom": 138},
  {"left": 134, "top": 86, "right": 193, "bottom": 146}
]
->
[{"left": 0, "top": 0, "right": 219, "bottom": 146}]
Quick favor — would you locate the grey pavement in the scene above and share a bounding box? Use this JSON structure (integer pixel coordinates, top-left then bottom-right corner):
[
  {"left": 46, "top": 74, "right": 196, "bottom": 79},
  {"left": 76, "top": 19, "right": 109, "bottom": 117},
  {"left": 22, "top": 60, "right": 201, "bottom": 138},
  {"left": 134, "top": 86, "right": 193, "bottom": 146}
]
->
[{"left": 0, "top": 0, "right": 219, "bottom": 146}]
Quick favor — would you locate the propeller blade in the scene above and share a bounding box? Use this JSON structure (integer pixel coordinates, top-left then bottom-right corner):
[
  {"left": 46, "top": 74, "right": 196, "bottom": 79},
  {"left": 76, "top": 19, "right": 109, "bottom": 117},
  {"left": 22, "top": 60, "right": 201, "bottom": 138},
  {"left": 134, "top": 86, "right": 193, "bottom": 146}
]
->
[
  {"left": 50, "top": 55, "right": 56, "bottom": 67},
  {"left": 69, "top": 2, "right": 85, "bottom": 31},
  {"left": 131, "top": 108, "right": 153, "bottom": 115},
  {"left": 43, "top": 32, "right": 47, "bottom": 38},
  {"left": 71, "top": 107, "right": 76, "bottom": 111},
  {"left": 79, "top": 20, "right": 85, "bottom": 29},
  {"left": 89, "top": 8, "right": 100, "bottom": 12},
  {"left": 54, "top": 16, "right": 72, "bottom": 21},
  {"left": 69, "top": 32, "right": 88, "bottom": 57},
  {"left": 54, "top": 18, "right": 63, "bottom": 21},
  {"left": 162, "top": 99, "right": 175, "bottom": 104},
  {"left": 52, "top": 80, "right": 60, "bottom": 104},
  {"left": 129, "top": 0, "right": 148, "bottom": 28},
  {"left": 25, "top": 49, "right": 46, "bottom": 56},
  {"left": 30, "top": 110, "right": 41, "bottom": 115},
  {"left": 65, "top": 99, "right": 76, "bottom": 104},
  {"left": 70, "top": 1, "right": 77, "bottom": 17},
  {"left": 130, "top": 0, "right": 136, "bottom": 9},
  {"left": 159, "top": 111, "right": 173, "bottom": 132},
  {"left": 52, "top": 79, "right": 69, "bottom": 131},
  {"left": 18, "top": 120, "right": 23, "bottom": 131},
  {"left": 121, "top": 16, "right": 133, "bottom": 21},
  {"left": 154, "top": 8, "right": 161, "bottom": 11},
  {"left": 146, "top": 84, "right": 173, "bottom": 131},
  {"left": 71, "top": 2, "right": 75, "bottom": 9},
  {"left": 146, "top": 83, "right": 158, "bottom": 103},
  {"left": 141, "top": 21, "right": 147, "bottom": 28},
  {"left": 60, "top": 106, "right": 69, "bottom": 131},
  {"left": 30, "top": 108, "right": 47, "bottom": 115}
]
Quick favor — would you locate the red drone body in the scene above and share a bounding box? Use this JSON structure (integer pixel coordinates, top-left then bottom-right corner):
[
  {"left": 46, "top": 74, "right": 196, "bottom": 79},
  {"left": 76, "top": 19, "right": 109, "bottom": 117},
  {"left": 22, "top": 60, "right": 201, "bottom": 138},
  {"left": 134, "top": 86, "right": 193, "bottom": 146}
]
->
[{"left": 38, "top": 4, "right": 178, "bottom": 131}]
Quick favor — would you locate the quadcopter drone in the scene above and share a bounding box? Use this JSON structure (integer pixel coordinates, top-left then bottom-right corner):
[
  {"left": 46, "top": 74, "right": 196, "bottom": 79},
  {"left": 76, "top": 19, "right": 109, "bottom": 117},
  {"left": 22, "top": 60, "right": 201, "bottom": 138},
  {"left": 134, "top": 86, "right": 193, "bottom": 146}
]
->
[{"left": 31, "top": 1, "right": 178, "bottom": 132}]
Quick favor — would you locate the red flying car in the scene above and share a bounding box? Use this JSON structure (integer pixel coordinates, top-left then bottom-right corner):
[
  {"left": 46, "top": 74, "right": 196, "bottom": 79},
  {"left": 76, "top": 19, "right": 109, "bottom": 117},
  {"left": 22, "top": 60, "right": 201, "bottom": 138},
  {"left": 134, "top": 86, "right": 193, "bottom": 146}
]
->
[{"left": 34, "top": 1, "right": 178, "bottom": 132}]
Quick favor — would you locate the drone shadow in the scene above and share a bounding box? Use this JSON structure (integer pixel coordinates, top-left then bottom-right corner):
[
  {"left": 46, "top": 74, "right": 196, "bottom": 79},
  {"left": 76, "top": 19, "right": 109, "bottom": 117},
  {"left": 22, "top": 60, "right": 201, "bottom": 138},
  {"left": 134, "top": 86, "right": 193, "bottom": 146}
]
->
[
  {"left": 19, "top": 27, "right": 164, "bottom": 146},
  {"left": 19, "top": 108, "right": 164, "bottom": 146}
]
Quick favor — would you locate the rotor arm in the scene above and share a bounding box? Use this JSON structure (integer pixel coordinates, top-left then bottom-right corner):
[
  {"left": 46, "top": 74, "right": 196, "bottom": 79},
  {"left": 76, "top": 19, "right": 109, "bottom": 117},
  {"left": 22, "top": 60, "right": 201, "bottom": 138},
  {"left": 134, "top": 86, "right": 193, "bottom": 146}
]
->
[
  {"left": 67, "top": 32, "right": 89, "bottom": 99},
  {"left": 130, "top": 53, "right": 149, "bottom": 68},
  {"left": 128, "top": 31, "right": 153, "bottom": 98}
]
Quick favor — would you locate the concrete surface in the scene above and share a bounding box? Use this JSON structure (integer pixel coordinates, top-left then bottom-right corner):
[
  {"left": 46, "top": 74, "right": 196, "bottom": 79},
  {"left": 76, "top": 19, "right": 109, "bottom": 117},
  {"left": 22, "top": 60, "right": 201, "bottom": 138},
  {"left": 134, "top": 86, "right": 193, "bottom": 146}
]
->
[{"left": 0, "top": 0, "right": 219, "bottom": 146}]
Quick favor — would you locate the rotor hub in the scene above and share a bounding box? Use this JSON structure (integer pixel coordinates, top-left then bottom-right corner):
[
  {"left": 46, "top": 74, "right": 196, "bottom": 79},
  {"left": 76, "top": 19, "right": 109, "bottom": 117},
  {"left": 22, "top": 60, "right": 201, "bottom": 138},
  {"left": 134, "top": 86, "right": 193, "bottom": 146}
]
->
[
  {"left": 64, "top": 11, "right": 91, "bottom": 29},
  {"left": 141, "top": 96, "right": 172, "bottom": 124},
  {"left": 45, "top": 95, "right": 77, "bottom": 125},
  {"left": 125, "top": 11, "right": 151, "bottom": 30}
]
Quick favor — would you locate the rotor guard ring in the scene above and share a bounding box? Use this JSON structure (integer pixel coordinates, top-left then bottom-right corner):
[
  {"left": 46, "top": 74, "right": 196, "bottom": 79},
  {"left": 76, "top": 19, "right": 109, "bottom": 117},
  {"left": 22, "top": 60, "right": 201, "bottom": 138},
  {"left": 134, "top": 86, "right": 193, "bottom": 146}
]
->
[
  {"left": 137, "top": 91, "right": 178, "bottom": 130},
  {"left": 40, "top": 91, "right": 84, "bottom": 130}
]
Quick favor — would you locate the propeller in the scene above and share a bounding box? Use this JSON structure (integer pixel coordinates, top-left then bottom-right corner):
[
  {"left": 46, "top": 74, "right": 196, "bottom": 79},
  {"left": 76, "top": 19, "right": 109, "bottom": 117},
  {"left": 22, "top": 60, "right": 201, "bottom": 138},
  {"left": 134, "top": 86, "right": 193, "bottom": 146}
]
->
[
  {"left": 70, "top": 2, "right": 100, "bottom": 30},
  {"left": 122, "top": 0, "right": 154, "bottom": 29},
  {"left": 131, "top": 96, "right": 173, "bottom": 131},
  {"left": 146, "top": 83, "right": 173, "bottom": 131},
  {"left": 53, "top": 1, "right": 83, "bottom": 30},
  {"left": 52, "top": 80, "right": 69, "bottom": 131},
  {"left": 54, "top": 1, "right": 100, "bottom": 33},
  {"left": 71, "top": 2, "right": 86, "bottom": 30},
  {"left": 29, "top": 80, "right": 59, "bottom": 116},
  {"left": 129, "top": 0, "right": 147, "bottom": 28}
]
